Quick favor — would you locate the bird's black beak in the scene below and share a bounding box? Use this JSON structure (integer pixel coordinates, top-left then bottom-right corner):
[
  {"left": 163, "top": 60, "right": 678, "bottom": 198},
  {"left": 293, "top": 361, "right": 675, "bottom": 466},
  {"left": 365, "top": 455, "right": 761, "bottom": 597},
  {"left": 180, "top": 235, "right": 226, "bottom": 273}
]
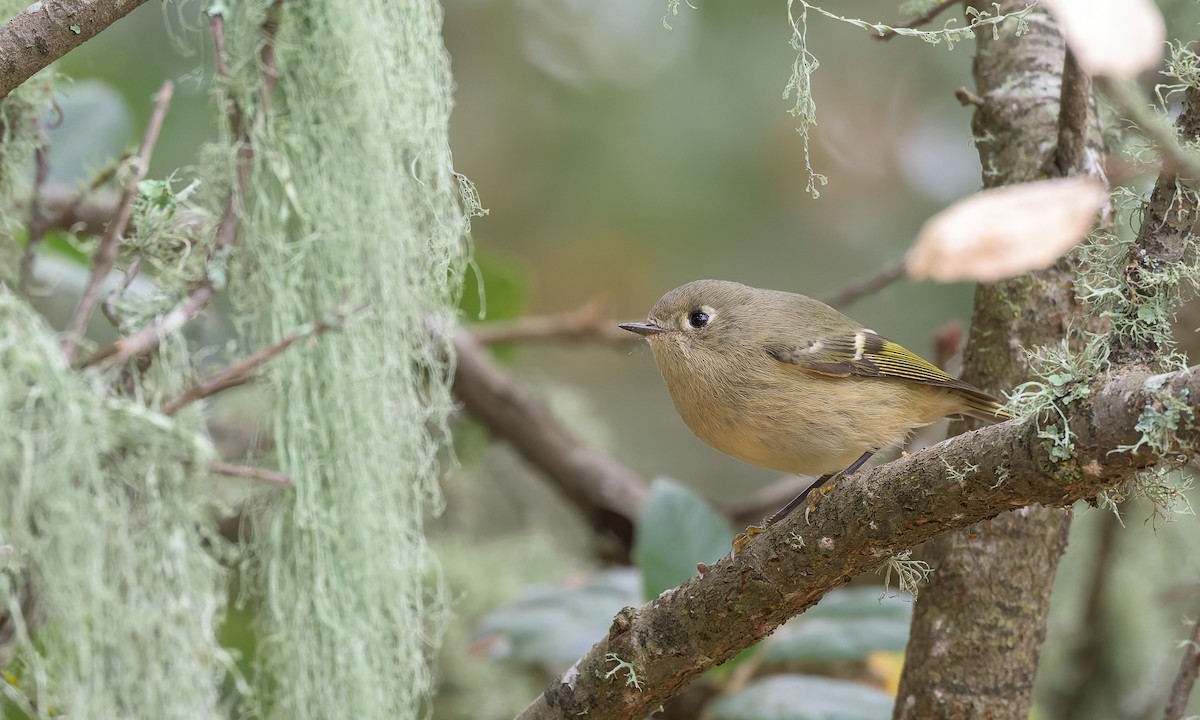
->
[{"left": 619, "top": 322, "right": 668, "bottom": 337}]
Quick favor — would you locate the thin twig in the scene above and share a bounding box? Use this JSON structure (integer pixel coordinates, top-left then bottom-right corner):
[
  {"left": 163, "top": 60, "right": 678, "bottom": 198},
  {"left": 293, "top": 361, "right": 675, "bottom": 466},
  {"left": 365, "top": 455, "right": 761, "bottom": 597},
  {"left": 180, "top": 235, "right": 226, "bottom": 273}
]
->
[
  {"left": 873, "top": 0, "right": 966, "bottom": 41},
  {"left": 18, "top": 119, "right": 50, "bottom": 293},
  {"left": 1163, "top": 609, "right": 1200, "bottom": 720},
  {"left": 52, "top": 160, "right": 124, "bottom": 229},
  {"left": 209, "top": 462, "right": 293, "bottom": 488},
  {"left": 1053, "top": 48, "right": 1093, "bottom": 177},
  {"left": 472, "top": 300, "right": 635, "bottom": 345},
  {"left": 100, "top": 255, "right": 145, "bottom": 326},
  {"left": 162, "top": 304, "right": 367, "bottom": 415},
  {"left": 80, "top": 286, "right": 214, "bottom": 371},
  {"left": 62, "top": 81, "right": 174, "bottom": 361},
  {"left": 822, "top": 259, "right": 906, "bottom": 308}
]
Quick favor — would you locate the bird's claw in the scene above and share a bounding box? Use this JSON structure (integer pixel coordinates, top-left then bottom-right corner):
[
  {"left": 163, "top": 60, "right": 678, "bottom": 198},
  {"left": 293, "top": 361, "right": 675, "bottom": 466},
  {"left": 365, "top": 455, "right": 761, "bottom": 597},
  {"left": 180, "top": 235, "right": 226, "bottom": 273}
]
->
[
  {"left": 803, "top": 481, "right": 839, "bottom": 525},
  {"left": 730, "top": 524, "right": 766, "bottom": 558}
]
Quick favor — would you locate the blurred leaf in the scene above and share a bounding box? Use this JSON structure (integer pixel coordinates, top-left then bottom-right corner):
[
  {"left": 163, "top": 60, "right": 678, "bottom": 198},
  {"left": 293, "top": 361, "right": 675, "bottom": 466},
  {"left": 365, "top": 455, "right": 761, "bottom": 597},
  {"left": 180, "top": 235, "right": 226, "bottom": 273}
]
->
[
  {"left": 762, "top": 587, "right": 912, "bottom": 664},
  {"left": 42, "top": 231, "right": 90, "bottom": 267},
  {"left": 460, "top": 251, "right": 528, "bottom": 323},
  {"left": 707, "top": 675, "right": 894, "bottom": 720},
  {"left": 632, "top": 477, "right": 732, "bottom": 600},
  {"left": 907, "top": 177, "right": 1107, "bottom": 283},
  {"left": 474, "top": 568, "right": 640, "bottom": 673},
  {"left": 1043, "top": 0, "right": 1165, "bottom": 78}
]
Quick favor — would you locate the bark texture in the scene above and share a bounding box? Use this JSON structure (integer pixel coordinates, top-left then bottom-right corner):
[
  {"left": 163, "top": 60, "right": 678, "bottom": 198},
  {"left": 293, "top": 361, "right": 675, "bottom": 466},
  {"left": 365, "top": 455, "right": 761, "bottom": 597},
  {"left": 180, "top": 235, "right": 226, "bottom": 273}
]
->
[
  {"left": 894, "top": 4, "right": 1106, "bottom": 718},
  {"left": 0, "top": 0, "right": 152, "bottom": 99}
]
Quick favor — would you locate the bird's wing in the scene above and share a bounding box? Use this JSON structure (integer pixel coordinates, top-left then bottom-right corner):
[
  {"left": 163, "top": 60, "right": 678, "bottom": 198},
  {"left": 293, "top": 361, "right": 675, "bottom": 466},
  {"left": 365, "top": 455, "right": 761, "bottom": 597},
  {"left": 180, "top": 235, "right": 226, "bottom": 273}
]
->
[{"left": 767, "top": 330, "right": 1012, "bottom": 420}]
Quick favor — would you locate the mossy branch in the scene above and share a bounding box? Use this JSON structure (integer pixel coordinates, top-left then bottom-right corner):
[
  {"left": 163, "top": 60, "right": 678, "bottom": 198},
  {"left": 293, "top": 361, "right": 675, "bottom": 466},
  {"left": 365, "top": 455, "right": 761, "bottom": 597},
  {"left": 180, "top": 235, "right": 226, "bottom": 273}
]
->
[{"left": 514, "top": 365, "right": 1198, "bottom": 720}]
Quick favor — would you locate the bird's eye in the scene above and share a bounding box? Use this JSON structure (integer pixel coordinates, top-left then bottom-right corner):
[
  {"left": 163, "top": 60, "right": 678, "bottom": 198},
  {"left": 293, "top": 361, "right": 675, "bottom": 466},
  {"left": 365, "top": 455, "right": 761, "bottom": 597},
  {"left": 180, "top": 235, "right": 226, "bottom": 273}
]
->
[{"left": 688, "top": 310, "right": 710, "bottom": 329}]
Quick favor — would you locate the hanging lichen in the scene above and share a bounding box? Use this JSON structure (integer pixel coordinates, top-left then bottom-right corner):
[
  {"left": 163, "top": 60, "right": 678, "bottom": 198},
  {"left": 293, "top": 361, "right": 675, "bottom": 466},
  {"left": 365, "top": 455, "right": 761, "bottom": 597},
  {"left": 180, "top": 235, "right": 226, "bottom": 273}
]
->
[
  {"left": 0, "top": 291, "right": 234, "bottom": 719},
  {"left": 222, "top": 0, "right": 471, "bottom": 717}
]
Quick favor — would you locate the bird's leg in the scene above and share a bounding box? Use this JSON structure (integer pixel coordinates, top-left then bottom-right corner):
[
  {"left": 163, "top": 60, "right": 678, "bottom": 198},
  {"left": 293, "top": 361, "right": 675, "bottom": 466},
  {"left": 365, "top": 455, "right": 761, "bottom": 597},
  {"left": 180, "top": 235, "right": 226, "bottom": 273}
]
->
[
  {"left": 802, "top": 449, "right": 875, "bottom": 524},
  {"left": 730, "top": 449, "right": 877, "bottom": 557}
]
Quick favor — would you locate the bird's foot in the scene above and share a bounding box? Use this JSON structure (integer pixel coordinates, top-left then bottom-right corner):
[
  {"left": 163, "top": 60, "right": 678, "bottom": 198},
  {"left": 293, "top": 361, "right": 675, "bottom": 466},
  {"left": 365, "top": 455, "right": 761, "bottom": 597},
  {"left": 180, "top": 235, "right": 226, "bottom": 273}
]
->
[
  {"left": 730, "top": 524, "right": 766, "bottom": 558},
  {"left": 803, "top": 481, "right": 839, "bottom": 525}
]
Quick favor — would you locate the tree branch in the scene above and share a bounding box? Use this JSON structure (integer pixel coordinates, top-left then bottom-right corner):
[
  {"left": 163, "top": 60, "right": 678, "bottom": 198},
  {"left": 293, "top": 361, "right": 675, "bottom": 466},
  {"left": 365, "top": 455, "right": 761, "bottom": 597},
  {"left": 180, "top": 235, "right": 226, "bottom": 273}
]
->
[
  {"left": 515, "top": 365, "right": 1200, "bottom": 720},
  {"left": 162, "top": 304, "right": 365, "bottom": 416},
  {"left": 1111, "top": 78, "right": 1200, "bottom": 366},
  {"left": 1052, "top": 48, "right": 1094, "bottom": 177},
  {"left": 0, "top": 0, "right": 154, "bottom": 99},
  {"left": 452, "top": 331, "right": 647, "bottom": 557},
  {"left": 471, "top": 300, "right": 635, "bottom": 345},
  {"left": 1164, "top": 608, "right": 1200, "bottom": 720},
  {"left": 873, "top": 0, "right": 965, "bottom": 41},
  {"left": 61, "top": 80, "right": 172, "bottom": 361},
  {"left": 821, "top": 260, "right": 905, "bottom": 309}
]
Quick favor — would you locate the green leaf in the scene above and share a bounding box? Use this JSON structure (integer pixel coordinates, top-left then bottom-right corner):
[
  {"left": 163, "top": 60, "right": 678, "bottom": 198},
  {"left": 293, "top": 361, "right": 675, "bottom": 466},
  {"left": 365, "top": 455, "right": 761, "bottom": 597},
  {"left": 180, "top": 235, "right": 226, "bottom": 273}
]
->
[
  {"left": 761, "top": 587, "right": 912, "bottom": 663},
  {"left": 474, "top": 568, "right": 641, "bottom": 672},
  {"left": 632, "top": 477, "right": 732, "bottom": 600},
  {"left": 707, "top": 675, "right": 894, "bottom": 720},
  {"left": 43, "top": 231, "right": 90, "bottom": 266}
]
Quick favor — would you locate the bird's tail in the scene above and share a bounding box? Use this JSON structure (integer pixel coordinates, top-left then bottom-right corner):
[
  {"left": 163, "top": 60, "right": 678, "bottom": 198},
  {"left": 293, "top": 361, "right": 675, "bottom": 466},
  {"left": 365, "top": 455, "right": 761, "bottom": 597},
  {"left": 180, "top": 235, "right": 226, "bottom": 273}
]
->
[{"left": 955, "top": 387, "right": 1014, "bottom": 424}]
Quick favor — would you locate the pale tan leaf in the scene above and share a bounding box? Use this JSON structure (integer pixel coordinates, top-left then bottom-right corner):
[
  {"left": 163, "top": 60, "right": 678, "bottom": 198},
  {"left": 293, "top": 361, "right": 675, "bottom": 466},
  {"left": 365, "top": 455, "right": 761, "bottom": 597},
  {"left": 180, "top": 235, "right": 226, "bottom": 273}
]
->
[
  {"left": 906, "top": 178, "right": 1107, "bottom": 283},
  {"left": 1044, "top": 0, "right": 1165, "bottom": 78}
]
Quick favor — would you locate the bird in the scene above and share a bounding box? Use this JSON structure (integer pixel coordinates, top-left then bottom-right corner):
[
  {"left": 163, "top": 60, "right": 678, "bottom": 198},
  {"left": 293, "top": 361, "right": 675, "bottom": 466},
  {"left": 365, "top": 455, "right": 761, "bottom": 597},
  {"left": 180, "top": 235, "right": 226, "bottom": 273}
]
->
[{"left": 619, "top": 279, "right": 1011, "bottom": 551}]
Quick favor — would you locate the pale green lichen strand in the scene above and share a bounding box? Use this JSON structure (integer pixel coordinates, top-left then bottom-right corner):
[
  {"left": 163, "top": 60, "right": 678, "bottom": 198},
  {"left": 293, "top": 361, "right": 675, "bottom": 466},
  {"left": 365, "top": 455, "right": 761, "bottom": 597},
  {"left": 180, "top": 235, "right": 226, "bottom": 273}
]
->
[
  {"left": 0, "top": 292, "right": 233, "bottom": 719},
  {"left": 223, "top": 1, "right": 470, "bottom": 718}
]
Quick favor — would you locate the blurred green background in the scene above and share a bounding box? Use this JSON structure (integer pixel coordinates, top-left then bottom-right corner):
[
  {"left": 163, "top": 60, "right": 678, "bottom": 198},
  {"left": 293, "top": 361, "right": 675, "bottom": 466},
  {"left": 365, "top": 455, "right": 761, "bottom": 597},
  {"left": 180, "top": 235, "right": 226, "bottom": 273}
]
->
[{"left": 30, "top": 0, "right": 1200, "bottom": 718}]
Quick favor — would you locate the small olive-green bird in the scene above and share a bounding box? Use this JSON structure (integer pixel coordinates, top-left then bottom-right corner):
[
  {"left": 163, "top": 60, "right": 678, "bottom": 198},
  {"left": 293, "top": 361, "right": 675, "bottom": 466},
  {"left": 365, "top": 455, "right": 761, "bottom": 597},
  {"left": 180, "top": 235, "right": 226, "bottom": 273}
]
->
[{"left": 619, "top": 279, "right": 1011, "bottom": 543}]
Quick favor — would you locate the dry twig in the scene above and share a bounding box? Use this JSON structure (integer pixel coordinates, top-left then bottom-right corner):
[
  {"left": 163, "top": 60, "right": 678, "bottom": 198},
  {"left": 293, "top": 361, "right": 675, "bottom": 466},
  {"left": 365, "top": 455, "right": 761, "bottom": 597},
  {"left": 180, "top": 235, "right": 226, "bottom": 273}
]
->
[
  {"left": 100, "top": 255, "right": 145, "bottom": 326},
  {"left": 162, "top": 304, "right": 366, "bottom": 416},
  {"left": 822, "top": 259, "right": 905, "bottom": 309},
  {"left": 873, "top": 0, "right": 966, "bottom": 41},
  {"left": 209, "top": 462, "right": 292, "bottom": 488},
  {"left": 472, "top": 299, "right": 635, "bottom": 345},
  {"left": 1164, "top": 610, "right": 1200, "bottom": 720}
]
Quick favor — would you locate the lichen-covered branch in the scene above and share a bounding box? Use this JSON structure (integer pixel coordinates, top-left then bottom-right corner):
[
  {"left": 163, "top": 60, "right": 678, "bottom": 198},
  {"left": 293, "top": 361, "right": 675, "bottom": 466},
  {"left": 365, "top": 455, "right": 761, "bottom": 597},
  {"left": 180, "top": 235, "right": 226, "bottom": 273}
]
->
[
  {"left": 0, "top": 0, "right": 153, "bottom": 99},
  {"left": 1110, "top": 78, "right": 1200, "bottom": 366},
  {"left": 515, "top": 365, "right": 1199, "bottom": 720}
]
